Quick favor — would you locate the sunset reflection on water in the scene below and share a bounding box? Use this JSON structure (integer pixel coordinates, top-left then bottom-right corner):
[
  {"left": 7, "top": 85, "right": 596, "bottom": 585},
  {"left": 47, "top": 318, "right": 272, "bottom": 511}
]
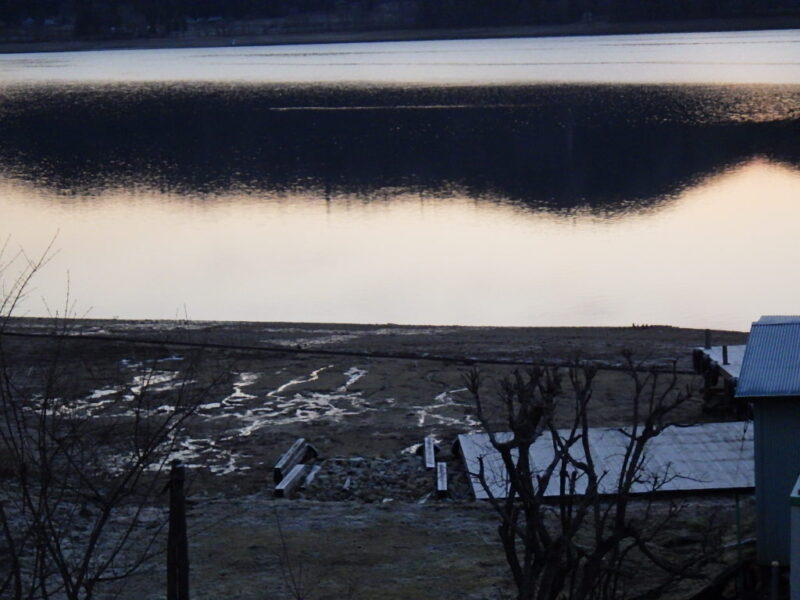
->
[
  {"left": 4, "top": 158, "right": 799, "bottom": 331},
  {"left": 1, "top": 30, "right": 798, "bottom": 330}
]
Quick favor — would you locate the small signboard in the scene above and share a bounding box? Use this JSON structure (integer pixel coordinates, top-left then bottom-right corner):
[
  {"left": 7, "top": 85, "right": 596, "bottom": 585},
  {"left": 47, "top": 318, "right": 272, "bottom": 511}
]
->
[{"left": 424, "top": 436, "right": 436, "bottom": 470}]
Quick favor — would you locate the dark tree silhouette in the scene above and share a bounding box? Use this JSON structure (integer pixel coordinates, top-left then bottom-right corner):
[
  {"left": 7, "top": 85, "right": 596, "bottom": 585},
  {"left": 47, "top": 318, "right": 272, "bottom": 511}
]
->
[
  {"left": 0, "top": 244, "right": 231, "bottom": 600},
  {"left": 465, "top": 358, "right": 722, "bottom": 600}
]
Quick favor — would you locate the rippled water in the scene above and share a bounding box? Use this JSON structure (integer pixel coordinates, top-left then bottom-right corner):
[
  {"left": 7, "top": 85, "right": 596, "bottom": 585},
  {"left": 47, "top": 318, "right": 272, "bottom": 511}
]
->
[
  {"left": 2, "top": 31, "right": 800, "bottom": 330},
  {"left": 0, "top": 29, "right": 798, "bottom": 84}
]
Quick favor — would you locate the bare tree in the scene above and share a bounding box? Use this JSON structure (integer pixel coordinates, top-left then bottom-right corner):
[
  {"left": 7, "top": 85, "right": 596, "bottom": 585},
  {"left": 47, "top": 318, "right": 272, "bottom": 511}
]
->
[
  {"left": 465, "top": 356, "right": 719, "bottom": 600},
  {"left": 0, "top": 242, "right": 230, "bottom": 600}
]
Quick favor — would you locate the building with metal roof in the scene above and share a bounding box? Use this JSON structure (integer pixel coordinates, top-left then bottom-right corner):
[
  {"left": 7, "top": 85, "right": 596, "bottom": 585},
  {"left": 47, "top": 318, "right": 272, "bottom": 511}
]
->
[
  {"left": 738, "top": 316, "right": 800, "bottom": 398},
  {"left": 737, "top": 316, "right": 800, "bottom": 565},
  {"left": 457, "top": 421, "right": 753, "bottom": 501}
]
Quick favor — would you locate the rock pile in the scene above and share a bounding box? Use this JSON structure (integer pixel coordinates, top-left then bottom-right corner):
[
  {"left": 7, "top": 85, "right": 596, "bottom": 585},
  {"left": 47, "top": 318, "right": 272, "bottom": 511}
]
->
[{"left": 300, "top": 454, "right": 472, "bottom": 502}]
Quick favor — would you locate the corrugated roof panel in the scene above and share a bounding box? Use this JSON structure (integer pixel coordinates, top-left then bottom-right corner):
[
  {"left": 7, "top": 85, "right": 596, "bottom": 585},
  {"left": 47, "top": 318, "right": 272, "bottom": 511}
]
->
[
  {"left": 737, "top": 316, "right": 800, "bottom": 398},
  {"left": 699, "top": 345, "right": 746, "bottom": 379},
  {"left": 459, "top": 421, "right": 753, "bottom": 500},
  {"left": 757, "top": 316, "right": 800, "bottom": 325}
]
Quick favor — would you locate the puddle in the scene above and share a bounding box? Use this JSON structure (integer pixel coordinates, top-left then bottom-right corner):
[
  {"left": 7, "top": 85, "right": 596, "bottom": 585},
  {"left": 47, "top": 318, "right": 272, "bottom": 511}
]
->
[
  {"left": 79, "top": 364, "right": 379, "bottom": 473},
  {"left": 155, "top": 436, "right": 248, "bottom": 475},
  {"left": 401, "top": 443, "right": 422, "bottom": 455},
  {"left": 104, "top": 435, "right": 248, "bottom": 476},
  {"left": 53, "top": 359, "right": 478, "bottom": 477},
  {"left": 198, "top": 371, "right": 259, "bottom": 411},
  {"left": 259, "top": 326, "right": 454, "bottom": 349},
  {"left": 225, "top": 365, "right": 373, "bottom": 436},
  {"left": 264, "top": 333, "right": 364, "bottom": 347},
  {"left": 120, "top": 355, "right": 183, "bottom": 368},
  {"left": 411, "top": 387, "right": 480, "bottom": 429},
  {"left": 66, "top": 359, "right": 193, "bottom": 418},
  {"left": 372, "top": 327, "right": 453, "bottom": 337},
  {"left": 269, "top": 365, "right": 331, "bottom": 396},
  {"left": 339, "top": 366, "right": 367, "bottom": 391},
  {"left": 126, "top": 370, "right": 183, "bottom": 399}
]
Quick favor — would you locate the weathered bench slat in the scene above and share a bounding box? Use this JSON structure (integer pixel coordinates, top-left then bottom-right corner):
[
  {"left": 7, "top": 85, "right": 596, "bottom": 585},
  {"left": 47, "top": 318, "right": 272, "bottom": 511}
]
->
[
  {"left": 273, "top": 438, "right": 307, "bottom": 484},
  {"left": 274, "top": 464, "right": 311, "bottom": 498},
  {"left": 303, "top": 464, "right": 322, "bottom": 488}
]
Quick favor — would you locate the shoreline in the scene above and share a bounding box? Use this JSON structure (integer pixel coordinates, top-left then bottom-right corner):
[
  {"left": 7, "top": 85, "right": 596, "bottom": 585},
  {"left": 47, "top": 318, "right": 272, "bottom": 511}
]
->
[
  {"left": 0, "top": 15, "right": 798, "bottom": 55},
  {"left": 4, "top": 317, "right": 749, "bottom": 369},
  {"left": 8, "top": 315, "right": 749, "bottom": 335}
]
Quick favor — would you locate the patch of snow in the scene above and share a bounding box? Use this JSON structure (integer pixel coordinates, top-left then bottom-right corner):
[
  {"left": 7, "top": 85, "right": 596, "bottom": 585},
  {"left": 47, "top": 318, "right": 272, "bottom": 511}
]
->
[
  {"left": 412, "top": 387, "right": 479, "bottom": 428},
  {"left": 338, "top": 366, "right": 367, "bottom": 391}
]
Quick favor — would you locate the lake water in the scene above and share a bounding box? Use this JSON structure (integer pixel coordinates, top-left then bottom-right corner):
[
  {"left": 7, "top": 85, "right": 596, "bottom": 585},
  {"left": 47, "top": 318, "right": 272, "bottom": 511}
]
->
[{"left": 1, "top": 30, "right": 799, "bottom": 330}]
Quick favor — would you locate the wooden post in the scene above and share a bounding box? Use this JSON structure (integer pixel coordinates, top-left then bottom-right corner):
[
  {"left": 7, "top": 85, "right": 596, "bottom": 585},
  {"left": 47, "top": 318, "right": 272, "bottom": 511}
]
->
[
  {"left": 735, "top": 494, "right": 743, "bottom": 598},
  {"left": 167, "top": 461, "right": 189, "bottom": 600},
  {"left": 436, "top": 462, "right": 448, "bottom": 498},
  {"left": 424, "top": 436, "right": 436, "bottom": 470},
  {"left": 704, "top": 329, "right": 712, "bottom": 349},
  {"left": 770, "top": 561, "right": 779, "bottom": 600},
  {"left": 723, "top": 345, "right": 729, "bottom": 365}
]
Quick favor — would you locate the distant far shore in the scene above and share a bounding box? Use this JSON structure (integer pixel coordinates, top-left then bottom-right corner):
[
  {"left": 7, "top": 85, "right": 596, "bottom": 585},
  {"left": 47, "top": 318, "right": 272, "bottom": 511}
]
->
[
  {"left": 4, "top": 317, "right": 748, "bottom": 370},
  {"left": 1, "top": 14, "right": 798, "bottom": 54}
]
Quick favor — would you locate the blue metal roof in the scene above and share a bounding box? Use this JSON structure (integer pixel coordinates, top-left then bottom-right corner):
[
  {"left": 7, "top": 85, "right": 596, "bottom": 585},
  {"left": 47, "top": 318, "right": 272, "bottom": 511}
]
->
[
  {"left": 754, "top": 316, "right": 800, "bottom": 325},
  {"left": 736, "top": 316, "right": 800, "bottom": 398}
]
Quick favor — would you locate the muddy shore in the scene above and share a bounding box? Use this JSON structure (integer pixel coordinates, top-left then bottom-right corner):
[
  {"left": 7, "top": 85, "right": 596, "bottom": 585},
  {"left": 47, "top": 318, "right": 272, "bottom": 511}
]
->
[
  {"left": 1, "top": 319, "right": 753, "bottom": 599},
  {"left": 3, "top": 319, "right": 748, "bottom": 495}
]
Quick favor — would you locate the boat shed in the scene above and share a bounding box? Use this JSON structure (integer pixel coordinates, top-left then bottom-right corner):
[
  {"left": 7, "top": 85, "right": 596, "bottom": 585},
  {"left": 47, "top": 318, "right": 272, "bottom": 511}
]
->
[{"left": 736, "top": 316, "right": 800, "bottom": 565}]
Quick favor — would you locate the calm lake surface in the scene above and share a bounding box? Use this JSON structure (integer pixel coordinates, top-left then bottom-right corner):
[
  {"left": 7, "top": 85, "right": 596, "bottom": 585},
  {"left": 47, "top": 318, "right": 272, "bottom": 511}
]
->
[{"left": 1, "top": 30, "right": 799, "bottom": 330}]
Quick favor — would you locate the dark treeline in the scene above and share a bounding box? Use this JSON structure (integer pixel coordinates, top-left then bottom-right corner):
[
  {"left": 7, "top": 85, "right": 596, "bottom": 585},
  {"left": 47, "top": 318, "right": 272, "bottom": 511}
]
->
[
  {"left": 1, "top": 0, "right": 800, "bottom": 40},
  {"left": 1, "top": 84, "right": 798, "bottom": 212}
]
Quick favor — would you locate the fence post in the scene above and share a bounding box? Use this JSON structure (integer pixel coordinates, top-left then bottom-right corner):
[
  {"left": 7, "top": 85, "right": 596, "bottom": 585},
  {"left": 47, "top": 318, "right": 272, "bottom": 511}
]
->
[
  {"left": 167, "top": 460, "right": 189, "bottom": 600},
  {"left": 790, "top": 476, "right": 800, "bottom": 600},
  {"left": 771, "top": 561, "right": 780, "bottom": 600}
]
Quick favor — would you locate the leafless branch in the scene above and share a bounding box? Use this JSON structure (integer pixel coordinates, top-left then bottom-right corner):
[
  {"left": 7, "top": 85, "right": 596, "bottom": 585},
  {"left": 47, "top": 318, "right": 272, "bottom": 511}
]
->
[{"left": 466, "top": 357, "right": 716, "bottom": 600}]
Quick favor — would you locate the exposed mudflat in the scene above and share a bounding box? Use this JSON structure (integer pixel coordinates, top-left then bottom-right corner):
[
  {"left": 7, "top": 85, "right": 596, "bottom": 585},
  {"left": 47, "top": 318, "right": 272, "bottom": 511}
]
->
[{"left": 0, "top": 319, "right": 752, "bottom": 599}]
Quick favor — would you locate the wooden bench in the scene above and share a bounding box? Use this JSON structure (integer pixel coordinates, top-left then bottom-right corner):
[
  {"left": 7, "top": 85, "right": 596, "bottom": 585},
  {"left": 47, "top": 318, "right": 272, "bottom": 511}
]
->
[
  {"left": 274, "top": 463, "right": 322, "bottom": 498},
  {"left": 273, "top": 438, "right": 318, "bottom": 484},
  {"left": 274, "top": 464, "right": 310, "bottom": 498}
]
